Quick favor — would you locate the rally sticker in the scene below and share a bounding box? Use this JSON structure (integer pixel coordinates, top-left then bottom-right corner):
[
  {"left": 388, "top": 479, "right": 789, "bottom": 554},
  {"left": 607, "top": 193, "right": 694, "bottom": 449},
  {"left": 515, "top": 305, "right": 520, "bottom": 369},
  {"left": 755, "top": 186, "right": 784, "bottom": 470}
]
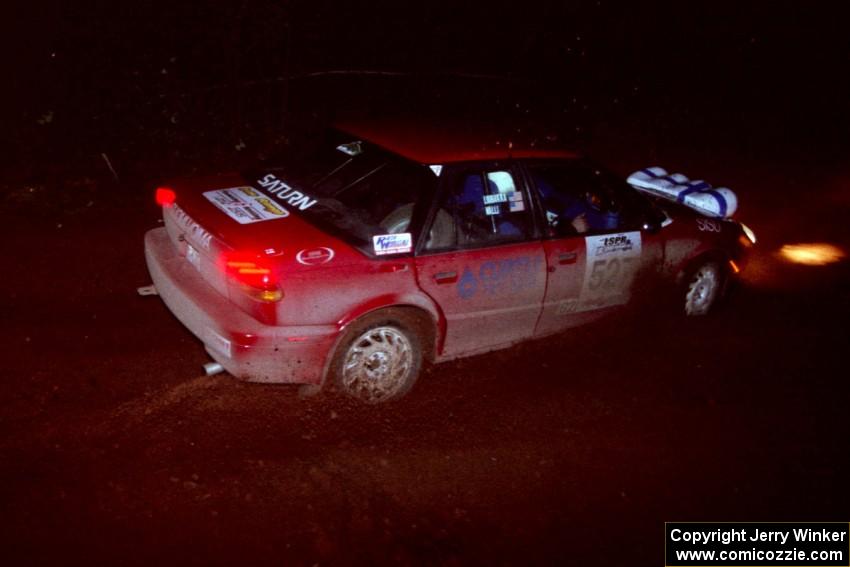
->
[
  {"left": 483, "top": 193, "right": 508, "bottom": 205},
  {"left": 204, "top": 186, "right": 289, "bottom": 224},
  {"left": 576, "top": 231, "right": 642, "bottom": 311},
  {"left": 483, "top": 191, "right": 525, "bottom": 213},
  {"left": 373, "top": 233, "right": 412, "bottom": 255},
  {"left": 509, "top": 192, "right": 525, "bottom": 212}
]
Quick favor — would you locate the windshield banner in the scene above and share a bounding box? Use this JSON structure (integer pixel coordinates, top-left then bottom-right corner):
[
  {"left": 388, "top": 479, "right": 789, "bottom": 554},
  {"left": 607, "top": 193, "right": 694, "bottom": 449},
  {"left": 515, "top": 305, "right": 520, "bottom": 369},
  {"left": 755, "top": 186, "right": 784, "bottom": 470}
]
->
[{"left": 256, "top": 173, "right": 318, "bottom": 211}]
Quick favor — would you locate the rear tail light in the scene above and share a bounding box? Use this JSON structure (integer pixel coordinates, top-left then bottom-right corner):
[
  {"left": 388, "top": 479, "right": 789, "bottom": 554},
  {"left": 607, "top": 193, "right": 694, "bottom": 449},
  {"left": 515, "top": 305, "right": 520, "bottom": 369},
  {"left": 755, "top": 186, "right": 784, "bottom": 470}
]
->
[
  {"left": 155, "top": 187, "right": 177, "bottom": 207},
  {"left": 224, "top": 254, "right": 283, "bottom": 302}
]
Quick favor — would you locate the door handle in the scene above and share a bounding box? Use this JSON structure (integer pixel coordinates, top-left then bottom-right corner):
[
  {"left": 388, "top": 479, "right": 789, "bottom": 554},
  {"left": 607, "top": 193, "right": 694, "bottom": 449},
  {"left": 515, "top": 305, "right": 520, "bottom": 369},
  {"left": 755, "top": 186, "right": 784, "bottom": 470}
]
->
[
  {"left": 433, "top": 271, "right": 458, "bottom": 284},
  {"left": 558, "top": 252, "right": 578, "bottom": 265}
]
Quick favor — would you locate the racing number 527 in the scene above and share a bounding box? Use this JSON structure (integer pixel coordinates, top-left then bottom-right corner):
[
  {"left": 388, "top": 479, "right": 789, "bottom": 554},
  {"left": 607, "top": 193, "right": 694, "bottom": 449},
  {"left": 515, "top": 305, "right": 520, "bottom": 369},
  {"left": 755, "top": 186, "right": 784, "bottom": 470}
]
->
[{"left": 587, "top": 257, "right": 637, "bottom": 291}]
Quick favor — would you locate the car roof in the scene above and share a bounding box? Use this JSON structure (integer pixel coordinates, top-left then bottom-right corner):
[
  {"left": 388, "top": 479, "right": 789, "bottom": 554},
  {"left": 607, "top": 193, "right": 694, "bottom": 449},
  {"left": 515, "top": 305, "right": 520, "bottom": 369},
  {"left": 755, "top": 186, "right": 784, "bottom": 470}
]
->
[{"left": 335, "top": 119, "right": 580, "bottom": 164}]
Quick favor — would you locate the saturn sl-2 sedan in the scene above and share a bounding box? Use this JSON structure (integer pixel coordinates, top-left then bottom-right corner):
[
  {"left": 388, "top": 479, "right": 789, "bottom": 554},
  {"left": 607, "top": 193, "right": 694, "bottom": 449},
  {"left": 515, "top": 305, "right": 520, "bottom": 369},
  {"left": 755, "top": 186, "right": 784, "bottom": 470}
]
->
[{"left": 144, "top": 120, "right": 755, "bottom": 402}]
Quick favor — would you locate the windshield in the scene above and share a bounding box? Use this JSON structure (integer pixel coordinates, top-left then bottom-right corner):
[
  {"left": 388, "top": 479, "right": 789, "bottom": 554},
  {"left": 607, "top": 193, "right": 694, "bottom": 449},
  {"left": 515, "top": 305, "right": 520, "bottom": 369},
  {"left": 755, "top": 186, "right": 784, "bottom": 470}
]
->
[{"left": 243, "top": 131, "right": 438, "bottom": 250}]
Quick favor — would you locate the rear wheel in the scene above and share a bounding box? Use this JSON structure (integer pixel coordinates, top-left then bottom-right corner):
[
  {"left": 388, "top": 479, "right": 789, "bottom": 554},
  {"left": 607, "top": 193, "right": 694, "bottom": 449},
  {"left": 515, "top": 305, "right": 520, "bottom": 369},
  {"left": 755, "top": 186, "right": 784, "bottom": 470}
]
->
[
  {"left": 331, "top": 310, "right": 425, "bottom": 403},
  {"left": 683, "top": 261, "right": 724, "bottom": 316}
]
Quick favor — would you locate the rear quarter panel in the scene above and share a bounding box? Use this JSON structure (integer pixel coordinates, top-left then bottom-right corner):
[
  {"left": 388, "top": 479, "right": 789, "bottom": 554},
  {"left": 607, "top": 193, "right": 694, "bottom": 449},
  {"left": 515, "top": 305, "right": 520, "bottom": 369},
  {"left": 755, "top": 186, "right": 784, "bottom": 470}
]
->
[{"left": 273, "top": 245, "right": 443, "bottom": 349}]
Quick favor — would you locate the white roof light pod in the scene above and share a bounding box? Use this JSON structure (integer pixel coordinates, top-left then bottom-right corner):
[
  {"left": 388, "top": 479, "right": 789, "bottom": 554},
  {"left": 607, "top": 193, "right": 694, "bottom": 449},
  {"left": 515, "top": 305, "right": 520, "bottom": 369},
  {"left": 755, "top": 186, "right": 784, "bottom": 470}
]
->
[{"left": 627, "top": 166, "right": 738, "bottom": 219}]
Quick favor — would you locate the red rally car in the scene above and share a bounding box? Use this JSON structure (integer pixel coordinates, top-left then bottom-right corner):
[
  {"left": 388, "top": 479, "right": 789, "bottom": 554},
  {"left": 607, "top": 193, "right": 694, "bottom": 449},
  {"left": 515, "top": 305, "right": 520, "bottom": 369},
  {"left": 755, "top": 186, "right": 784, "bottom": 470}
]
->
[{"left": 144, "top": 121, "right": 755, "bottom": 402}]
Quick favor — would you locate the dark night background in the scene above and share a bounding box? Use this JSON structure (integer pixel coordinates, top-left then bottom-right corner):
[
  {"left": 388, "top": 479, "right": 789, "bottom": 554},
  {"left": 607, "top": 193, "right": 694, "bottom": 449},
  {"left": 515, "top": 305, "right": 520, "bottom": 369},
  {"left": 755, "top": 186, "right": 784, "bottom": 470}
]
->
[
  {"left": 5, "top": 1, "right": 848, "bottom": 185},
  {"left": 1, "top": 1, "right": 849, "bottom": 566}
]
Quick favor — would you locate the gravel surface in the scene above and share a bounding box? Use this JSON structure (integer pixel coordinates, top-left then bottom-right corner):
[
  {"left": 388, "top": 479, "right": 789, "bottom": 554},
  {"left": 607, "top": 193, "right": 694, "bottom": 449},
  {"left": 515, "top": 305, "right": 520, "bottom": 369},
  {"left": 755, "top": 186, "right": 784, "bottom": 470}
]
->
[{"left": 1, "top": 142, "right": 848, "bottom": 566}]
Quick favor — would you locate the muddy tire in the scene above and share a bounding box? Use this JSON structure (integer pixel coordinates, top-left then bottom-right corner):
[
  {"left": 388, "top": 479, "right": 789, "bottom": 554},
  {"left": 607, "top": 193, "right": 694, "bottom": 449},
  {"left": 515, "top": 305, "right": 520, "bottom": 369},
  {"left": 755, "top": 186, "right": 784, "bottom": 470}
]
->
[
  {"left": 682, "top": 260, "right": 725, "bottom": 316},
  {"left": 330, "top": 309, "right": 425, "bottom": 403}
]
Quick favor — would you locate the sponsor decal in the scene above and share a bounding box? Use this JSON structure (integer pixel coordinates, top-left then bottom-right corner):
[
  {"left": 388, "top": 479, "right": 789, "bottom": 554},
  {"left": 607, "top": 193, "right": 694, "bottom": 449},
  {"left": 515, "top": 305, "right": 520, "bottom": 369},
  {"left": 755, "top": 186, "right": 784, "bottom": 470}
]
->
[
  {"left": 172, "top": 204, "right": 214, "bottom": 250},
  {"left": 555, "top": 298, "right": 579, "bottom": 316},
  {"left": 296, "top": 247, "right": 335, "bottom": 266},
  {"left": 255, "top": 197, "right": 286, "bottom": 216},
  {"left": 696, "top": 218, "right": 722, "bottom": 232},
  {"left": 372, "top": 233, "right": 412, "bottom": 255},
  {"left": 575, "top": 231, "right": 642, "bottom": 311},
  {"left": 256, "top": 174, "right": 318, "bottom": 211},
  {"left": 457, "top": 256, "right": 543, "bottom": 300},
  {"left": 204, "top": 186, "right": 289, "bottom": 224},
  {"left": 336, "top": 141, "right": 363, "bottom": 156},
  {"left": 238, "top": 186, "right": 260, "bottom": 197}
]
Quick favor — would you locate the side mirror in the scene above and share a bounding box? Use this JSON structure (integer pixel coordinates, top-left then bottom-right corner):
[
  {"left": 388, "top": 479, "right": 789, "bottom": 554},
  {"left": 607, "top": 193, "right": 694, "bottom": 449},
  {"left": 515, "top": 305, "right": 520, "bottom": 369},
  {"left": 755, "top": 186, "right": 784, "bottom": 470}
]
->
[
  {"left": 642, "top": 219, "right": 661, "bottom": 234},
  {"left": 640, "top": 204, "right": 667, "bottom": 234}
]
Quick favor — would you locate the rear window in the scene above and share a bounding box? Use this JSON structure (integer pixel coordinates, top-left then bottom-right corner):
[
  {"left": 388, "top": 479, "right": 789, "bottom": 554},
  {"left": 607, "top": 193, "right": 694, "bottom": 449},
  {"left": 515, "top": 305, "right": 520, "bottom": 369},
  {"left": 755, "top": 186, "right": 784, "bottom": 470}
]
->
[{"left": 244, "top": 131, "right": 437, "bottom": 250}]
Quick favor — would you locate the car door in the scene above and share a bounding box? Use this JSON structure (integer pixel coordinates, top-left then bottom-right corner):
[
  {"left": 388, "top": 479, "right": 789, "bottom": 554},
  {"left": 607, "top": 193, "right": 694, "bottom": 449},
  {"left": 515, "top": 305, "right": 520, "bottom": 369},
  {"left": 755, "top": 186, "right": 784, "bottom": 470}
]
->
[
  {"left": 414, "top": 163, "right": 547, "bottom": 358},
  {"left": 527, "top": 160, "right": 664, "bottom": 337}
]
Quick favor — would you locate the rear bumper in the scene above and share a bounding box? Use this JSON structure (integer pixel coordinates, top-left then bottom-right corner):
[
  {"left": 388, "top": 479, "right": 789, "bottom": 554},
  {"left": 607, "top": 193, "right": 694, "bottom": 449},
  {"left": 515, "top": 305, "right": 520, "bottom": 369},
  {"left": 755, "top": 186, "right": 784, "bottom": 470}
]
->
[{"left": 144, "top": 227, "right": 339, "bottom": 384}]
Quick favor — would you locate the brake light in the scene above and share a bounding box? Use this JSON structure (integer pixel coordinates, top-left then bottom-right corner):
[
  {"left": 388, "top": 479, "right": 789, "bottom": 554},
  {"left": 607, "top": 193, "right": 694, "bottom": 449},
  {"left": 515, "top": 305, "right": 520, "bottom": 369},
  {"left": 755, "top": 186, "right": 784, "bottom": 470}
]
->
[
  {"left": 156, "top": 187, "right": 176, "bottom": 207},
  {"left": 224, "top": 255, "right": 283, "bottom": 302}
]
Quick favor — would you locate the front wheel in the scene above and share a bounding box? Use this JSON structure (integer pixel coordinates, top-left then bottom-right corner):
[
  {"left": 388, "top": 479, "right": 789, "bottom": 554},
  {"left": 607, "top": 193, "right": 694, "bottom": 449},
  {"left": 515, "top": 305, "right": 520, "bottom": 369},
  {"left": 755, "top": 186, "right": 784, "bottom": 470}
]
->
[
  {"left": 331, "top": 311, "right": 424, "bottom": 403},
  {"left": 683, "top": 261, "right": 724, "bottom": 316}
]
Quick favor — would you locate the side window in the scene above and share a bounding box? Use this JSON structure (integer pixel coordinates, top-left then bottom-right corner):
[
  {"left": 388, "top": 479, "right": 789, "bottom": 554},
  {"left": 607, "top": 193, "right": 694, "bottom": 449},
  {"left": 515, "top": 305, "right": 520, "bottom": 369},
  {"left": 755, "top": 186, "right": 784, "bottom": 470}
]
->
[
  {"left": 530, "top": 162, "right": 644, "bottom": 237},
  {"left": 424, "top": 168, "right": 534, "bottom": 251}
]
